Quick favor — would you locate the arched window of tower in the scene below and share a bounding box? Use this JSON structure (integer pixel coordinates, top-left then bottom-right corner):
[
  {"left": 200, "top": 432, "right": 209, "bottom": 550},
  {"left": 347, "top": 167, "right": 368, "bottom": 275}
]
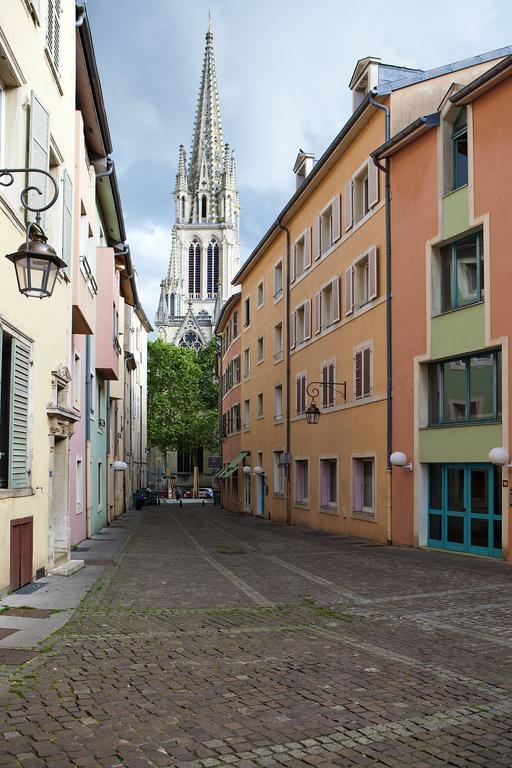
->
[
  {"left": 188, "top": 240, "right": 201, "bottom": 297},
  {"left": 181, "top": 196, "right": 186, "bottom": 220},
  {"left": 207, "top": 241, "right": 220, "bottom": 297},
  {"left": 201, "top": 195, "right": 207, "bottom": 221},
  {"left": 179, "top": 331, "right": 202, "bottom": 352}
]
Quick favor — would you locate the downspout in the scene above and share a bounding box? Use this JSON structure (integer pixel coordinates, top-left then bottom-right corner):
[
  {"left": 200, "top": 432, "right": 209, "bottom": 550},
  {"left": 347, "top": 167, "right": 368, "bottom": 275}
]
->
[
  {"left": 85, "top": 336, "right": 92, "bottom": 539},
  {"left": 217, "top": 346, "right": 223, "bottom": 505},
  {"left": 369, "top": 90, "right": 392, "bottom": 545},
  {"left": 278, "top": 218, "right": 291, "bottom": 526},
  {"left": 106, "top": 381, "right": 111, "bottom": 524}
]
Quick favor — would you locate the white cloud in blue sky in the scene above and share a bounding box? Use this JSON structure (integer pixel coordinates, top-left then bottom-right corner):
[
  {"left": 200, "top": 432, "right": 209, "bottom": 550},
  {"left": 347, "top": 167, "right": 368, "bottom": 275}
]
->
[{"left": 87, "top": 0, "right": 510, "bottom": 321}]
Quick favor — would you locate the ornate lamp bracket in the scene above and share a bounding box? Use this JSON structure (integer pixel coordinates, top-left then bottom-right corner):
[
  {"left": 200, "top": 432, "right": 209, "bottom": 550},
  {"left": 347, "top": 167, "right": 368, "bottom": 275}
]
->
[{"left": 0, "top": 168, "right": 59, "bottom": 223}]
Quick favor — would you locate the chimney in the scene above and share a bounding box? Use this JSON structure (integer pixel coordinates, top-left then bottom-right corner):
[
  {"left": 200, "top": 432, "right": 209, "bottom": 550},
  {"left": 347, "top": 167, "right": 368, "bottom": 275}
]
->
[{"left": 293, "top": 149, "right": 315, "bottom": 190}]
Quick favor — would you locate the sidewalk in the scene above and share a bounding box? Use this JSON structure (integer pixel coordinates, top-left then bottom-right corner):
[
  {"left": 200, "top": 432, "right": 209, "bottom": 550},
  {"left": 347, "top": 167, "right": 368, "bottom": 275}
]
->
[{"left": 0, "top": 510, "right": 140, "bottom": 650}]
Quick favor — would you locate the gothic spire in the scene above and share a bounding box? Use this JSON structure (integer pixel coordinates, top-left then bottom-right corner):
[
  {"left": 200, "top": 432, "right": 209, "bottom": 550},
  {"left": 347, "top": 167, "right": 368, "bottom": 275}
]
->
[
  {"left": 175, "top": 144, "right": 188, "bottom": 193},
  {"left": 188, "top": 19, "right": 224, "bottom": 219}
]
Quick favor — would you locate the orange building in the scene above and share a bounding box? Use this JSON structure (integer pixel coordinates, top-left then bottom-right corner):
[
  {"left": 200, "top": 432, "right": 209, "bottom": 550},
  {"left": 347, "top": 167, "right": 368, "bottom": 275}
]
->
[
  {"left": 220, "top": 47, "right": 511, "bottom": 543},
  {"left": 375, "top": 55, "right": 512, "bottom": 559}
]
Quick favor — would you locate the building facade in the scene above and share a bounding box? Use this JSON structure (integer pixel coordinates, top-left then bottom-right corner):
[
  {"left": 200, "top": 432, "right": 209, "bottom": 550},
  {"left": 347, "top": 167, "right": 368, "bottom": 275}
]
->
[
  {"left": 376, "top": 55, "right": 512, "bottom": 560},
  {"left": 218, "top": 46, "right": 512, "bottom": 552}
]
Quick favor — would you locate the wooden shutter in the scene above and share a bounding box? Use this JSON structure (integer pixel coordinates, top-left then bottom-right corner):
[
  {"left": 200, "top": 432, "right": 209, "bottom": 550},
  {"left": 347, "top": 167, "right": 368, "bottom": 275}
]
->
[
  {"left": 354, "top": 350, "right": 363, "bottom": 400},
  {"left": 368, "top": 159, "right": 379, "bottom": 208},
  {"left": 289, "top": 311, "right": 296, "bottom": 350},
  {"left": 368, "top": 245, "right": 377, "bottom": 300},
  {"left": 304, "top": 228, "right": 312, "bottom": 269},
  {"left": 28, "top": 92, "right": 50, "bottom": 225},
  {"left": 344, "top": 180, "right": 353, "bottom": 231},
  {"left": 321, "top": 365, "right": 328, "bottom": 407},
  {"left": 290, "top": 245, "right": 296, "bottom": 282},
  {"left": 328, "top": 363, "right": 335, "bottom": 406},
  {"left": 314, "top": 291, "right": 321, "bottom": 334},
  {"left": 62, "top": 170, "right": 73, "bottom": 278},
  {"left": 363, "top": 346, "right": 372, "bottom": 396},
  {"left": 332, "top": 194, "right": 341, "bottom": 241},
  {"left": 315, "top": 217, "right": 321, "bottom": 260},
  {"left": 331, "top": 276, "right": 340, "bottom": 322},
  {"left": 345, "top": 265, "right": 354, "bottom": 316},
  {"left": 296, "top": 378, "right": 301, "bottom": 413},
  {"left": 304, "top": 299, "right": 311, "bottom": 340},
  {"left": 9, "top": 339, "right": 30, "bottom": 489}
]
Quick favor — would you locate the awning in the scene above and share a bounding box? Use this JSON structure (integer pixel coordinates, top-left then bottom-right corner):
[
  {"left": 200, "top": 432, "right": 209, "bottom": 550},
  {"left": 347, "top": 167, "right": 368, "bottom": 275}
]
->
[
  {"left": 220, "top": 451, "right": 250, "bottom": 478},
  {"left": 216, "top": 467, "right": 228, "bottom": 478}
]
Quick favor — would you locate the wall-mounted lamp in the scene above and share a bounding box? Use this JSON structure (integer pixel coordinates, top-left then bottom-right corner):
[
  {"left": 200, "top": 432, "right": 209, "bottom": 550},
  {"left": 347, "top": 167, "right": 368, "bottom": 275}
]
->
[
  {"left": 305, "top": 381, "right": 347, "bottom": 425},
  {"left": 390, "top": 451, "right": 413, "bottom": 471},
  {"left": 242, "top": 465, "right": 252, "bottom": 475},
  {"left": 253, "top": 466, "right": 264, "bottom": 475},
  {"left": 488, "top": 448, "right": 512, "bottom": 468},
  {"left": 112, "top": 460, "right": 128, "bottom": 471}
]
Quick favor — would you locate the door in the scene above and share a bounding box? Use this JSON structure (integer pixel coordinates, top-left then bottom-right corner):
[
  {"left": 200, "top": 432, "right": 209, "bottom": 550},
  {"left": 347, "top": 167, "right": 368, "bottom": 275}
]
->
[
  {"left": 428, "top": 464, "right": 501, "bottom": 557},
  {"left": 256, "top": 475, "right": 265, "bottom": 517},
  {"left": 10, "top": 517, "right": 33, "bottom": 591},
  {"left": 243, "top": 472, "right": 251, "bottom": 513}
]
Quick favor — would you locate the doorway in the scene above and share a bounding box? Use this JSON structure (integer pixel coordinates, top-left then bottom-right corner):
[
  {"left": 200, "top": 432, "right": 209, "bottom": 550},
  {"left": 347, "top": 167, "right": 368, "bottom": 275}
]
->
[
  {"left": 256, "top": 474, "right": 265, "bottom": 517},
  {"left": 243, "top": 472, "right": 251, "bottom": 513},
  {"left": 10, "top": 517, "right": 33, "bottom": 591}
]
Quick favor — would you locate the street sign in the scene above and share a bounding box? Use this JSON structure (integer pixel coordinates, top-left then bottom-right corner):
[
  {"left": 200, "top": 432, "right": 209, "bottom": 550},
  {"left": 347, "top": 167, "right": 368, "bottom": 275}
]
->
[{"left": 208, "top": 456, "right": 221, "bottom": 469}]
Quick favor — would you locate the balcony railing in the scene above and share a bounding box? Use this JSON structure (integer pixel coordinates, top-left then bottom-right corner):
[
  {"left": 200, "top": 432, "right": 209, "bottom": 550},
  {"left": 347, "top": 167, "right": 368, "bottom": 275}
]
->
[
  {"left": 113, "top": 337, "right": 122, "bottom": 356},
  {"left": 80, "top": 254, "right": 98, "bottom": 295}
]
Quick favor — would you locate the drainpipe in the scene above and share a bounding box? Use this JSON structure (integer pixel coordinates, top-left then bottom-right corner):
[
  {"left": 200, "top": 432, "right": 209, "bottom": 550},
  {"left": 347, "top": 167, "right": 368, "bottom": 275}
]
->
[
  {"left": 278, "top": 218, "right": 291, "bottom": 526},
  {"left": 85, "top": 336, "right": 92, "bottom": 539},
  {"left": 95, "top": 157, "right": 113, "bottom": 178},
  {"left": 369, "top": 90, "right": 392, "bottom": 545},
  {"left": 217, "top": 345, "right": 223, "bottom": 506}
]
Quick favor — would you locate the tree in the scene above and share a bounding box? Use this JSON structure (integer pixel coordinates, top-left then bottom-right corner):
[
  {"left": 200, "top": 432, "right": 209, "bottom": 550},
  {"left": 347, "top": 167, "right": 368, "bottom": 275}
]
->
[{"left": 147, "top": 338, "right": 219, "bottom": 471}]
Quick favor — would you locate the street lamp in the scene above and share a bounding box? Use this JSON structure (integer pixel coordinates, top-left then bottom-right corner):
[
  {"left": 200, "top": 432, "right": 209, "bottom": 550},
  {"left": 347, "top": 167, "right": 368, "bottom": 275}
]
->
[
  {"left": 390, "top": 451, "right": 413, "bottom": 471},
  {"left": 305, "top": 381, "right": 347, "bottom": 425},
  {"left": 1, "top": 168, "right": 63, "bottom": 298},
  {"left": 488, "top": 448, "right": 512, "bottom": 468}
]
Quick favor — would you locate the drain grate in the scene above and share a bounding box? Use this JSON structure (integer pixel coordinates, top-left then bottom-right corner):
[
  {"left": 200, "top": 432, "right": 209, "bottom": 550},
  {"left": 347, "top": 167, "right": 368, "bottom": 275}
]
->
[
  {"left": 0, "top": 649, "right": 38, "bottom": 665},
  {"left": 2, "top": 608, "right": 56, "bottom": 619}
]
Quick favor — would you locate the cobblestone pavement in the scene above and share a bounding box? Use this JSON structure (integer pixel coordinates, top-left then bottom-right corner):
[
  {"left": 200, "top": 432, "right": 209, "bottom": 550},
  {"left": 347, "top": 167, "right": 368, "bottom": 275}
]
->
[{"left": 2, "top": 506, "right": 512, "bottom": 767}]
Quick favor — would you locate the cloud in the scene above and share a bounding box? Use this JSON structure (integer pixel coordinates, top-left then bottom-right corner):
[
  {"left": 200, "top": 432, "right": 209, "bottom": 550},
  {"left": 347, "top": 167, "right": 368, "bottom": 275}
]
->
[{"left": 125, "top": 221, "right": 170, "bottom": 322}]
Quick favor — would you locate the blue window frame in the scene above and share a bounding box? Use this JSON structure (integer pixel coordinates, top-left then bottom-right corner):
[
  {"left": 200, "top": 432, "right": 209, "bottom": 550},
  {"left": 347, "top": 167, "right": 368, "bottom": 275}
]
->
[
  {"left": 452, "top": 107, "right": 468, "bottom": 190},
  {"left": 440, "top": 231, "right": 483, "bottom": 313},
  {"left": 428, "top": 463, "right": 502, "bottom": 557},
  {"left": 428, "top": 349, "right": 501, "bottom": 426}
]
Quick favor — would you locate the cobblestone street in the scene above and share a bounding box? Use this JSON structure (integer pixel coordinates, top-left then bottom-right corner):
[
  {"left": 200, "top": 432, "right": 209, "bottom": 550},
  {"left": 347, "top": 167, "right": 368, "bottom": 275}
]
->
[{"left": 2, "top": 505, "right": 512, "bottom": 767}]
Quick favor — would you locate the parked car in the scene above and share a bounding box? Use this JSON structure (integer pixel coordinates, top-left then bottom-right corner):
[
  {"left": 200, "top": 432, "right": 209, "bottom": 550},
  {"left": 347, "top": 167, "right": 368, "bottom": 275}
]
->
[
  {"left": 183, "top": 489, "right": 193, "bottom": 499},
  {"left": 199, "top": 487, "right": 214, "bottom": 499}
]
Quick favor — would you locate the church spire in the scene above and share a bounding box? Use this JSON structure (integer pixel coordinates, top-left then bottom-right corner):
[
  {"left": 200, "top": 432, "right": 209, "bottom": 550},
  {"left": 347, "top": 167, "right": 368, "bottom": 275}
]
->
[{"left": 188, "top": 18, "right": 224, "bottom": 223}]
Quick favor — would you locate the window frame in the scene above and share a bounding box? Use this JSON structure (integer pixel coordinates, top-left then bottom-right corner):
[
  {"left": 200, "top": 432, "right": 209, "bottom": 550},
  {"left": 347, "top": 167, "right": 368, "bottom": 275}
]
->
[
  {"left": 257, "top": 336, "right": 264, "bottom": 364},
  {"left": 438, "top": 231, "right": 483, "bottom": 314},
  {"left": 352, "top": 456, "right": 375, "bottom": 518},
  {"left": 274, "top": 384, "right": 283, "bottom": 422},
  {"left": 295, "top": 372, "right": 307, "bottom": 415},
  {"left": 353, "top": 342, "right": 373, "bottom": 400},
  {"left": 274, "top": 260, "right": 284, "bottom": 302},
  {"left": 257, "top": 280, "right": 264, "bottom": 309},
  {"left": 320, "top": 457, "right": 338, "bottom": 509},
  {"left": 257, "top": 392, "right": 264, "bottom": 419},
  {"left": 452, "top": 107, "right": 468, "bottom": 191},
  {"left": 274, "top": 321, "right": 283, "bottom": 363},
  {"left": 294, "top": 458, "right": 309, "bottom": 505}
]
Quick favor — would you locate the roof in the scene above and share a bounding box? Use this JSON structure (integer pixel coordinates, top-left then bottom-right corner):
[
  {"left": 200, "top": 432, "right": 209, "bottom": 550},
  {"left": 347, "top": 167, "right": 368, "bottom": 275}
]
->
[
  {"left": 451, "top": 54, "right": 512, "bottom": 104},
  {"left": 372, "top": 113, "right": 440, "bottom": 161},
  {"left": 214, "top": 292, "right": 241, "bottom": 335}
]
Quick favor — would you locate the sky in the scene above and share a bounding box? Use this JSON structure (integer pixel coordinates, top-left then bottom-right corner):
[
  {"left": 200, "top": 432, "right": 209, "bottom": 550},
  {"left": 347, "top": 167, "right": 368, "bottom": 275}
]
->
[{"left": 87, "top": 0, "right": 511, "bottom": 323}]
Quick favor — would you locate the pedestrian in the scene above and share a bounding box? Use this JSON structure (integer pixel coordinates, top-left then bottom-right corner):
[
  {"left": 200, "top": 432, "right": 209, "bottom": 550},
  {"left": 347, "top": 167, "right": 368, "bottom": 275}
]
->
[{"left": 175, "top": 486, "right": 181, "bottom": 501}]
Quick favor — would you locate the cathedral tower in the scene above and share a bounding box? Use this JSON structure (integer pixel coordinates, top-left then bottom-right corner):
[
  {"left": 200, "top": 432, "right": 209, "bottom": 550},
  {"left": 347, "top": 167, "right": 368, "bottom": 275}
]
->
[{"left": 156, "top": 20, "right": 240, "bottom": 348}]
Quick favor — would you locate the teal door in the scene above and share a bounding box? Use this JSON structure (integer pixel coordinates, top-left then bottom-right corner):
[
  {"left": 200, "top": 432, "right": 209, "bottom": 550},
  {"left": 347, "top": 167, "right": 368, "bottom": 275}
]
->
[{"left": 428, "top": 463, "right": 502, "bottom": 557}]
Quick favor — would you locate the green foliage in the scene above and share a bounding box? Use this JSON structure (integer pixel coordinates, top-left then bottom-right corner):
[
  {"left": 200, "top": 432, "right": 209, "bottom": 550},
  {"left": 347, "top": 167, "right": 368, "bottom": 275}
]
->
[{"left": 147, "top": 337, "right": 219, "bottom": 461}]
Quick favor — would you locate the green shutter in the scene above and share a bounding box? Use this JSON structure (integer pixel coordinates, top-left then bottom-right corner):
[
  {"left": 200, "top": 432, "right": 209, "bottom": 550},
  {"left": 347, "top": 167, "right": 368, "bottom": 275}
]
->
[
  {"left": 62, "top": 169, "right": 73, "bottom": 277},
  {"left": 9, "top": 339, "right": 30, "bottom": 488}
]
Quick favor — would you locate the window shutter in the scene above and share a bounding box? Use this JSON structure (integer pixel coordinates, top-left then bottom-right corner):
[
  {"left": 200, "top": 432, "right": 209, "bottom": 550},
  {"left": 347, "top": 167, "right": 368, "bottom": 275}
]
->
[
  {"left": 304, "top": 228, "right": 312, "bottom": 269},
  {"left": 328, "top": 363, "right": 335, "bottom": 406},
  {"left": 353, "top": 460, "right": 362, "bottom": 512},
  {"left": 9, "top": 339, "right": 30, "bottom": 488},
  {"left": 363, "top": 346, "right": 372, "bottom": 396},
  {"left": 304, "top": 299, "right": 311, "bottom": 340},
  {"left": 290, "top": 245, "right": 296, "bottom": 282},
  {"left": 314, "top": 291, "right": 321, "bottom": 334},
  {"left": 344, "top": 180, "right": 353, "bottom": 231},
  {"left": 354, "top": 350, "right": 363, "bottom": 400},
  {"left": 62, "top": 169, "right": 73, "bottom": 278},
  {"left": 28, "top": 92, "right": 50, "bottom": 225},
  {"left": 368, "top": 245, "right": 377, "bottom": 300},
  {"left": 332, "top": 276, "right": 340, "bottom": 322},
  {"left": 345, "top": 265, "right": 354, "bottom": 316},
  {"left": 321, "top": 365, "right": 328, "bottom": 407},
  {"left": 368, "top": 159, "right": 379, "bottom": 208},
  {"left": 315, "top": 217, "right": 321, "bottom": 260},
  {"left": 289, "top": 311, "right": 296, "bottom": 350},
  {"left": 296, "top": 378, "right": 301, "bottom": 413},
  {"left": 332, "top": 194, "right": 341, "bottom": 241}
]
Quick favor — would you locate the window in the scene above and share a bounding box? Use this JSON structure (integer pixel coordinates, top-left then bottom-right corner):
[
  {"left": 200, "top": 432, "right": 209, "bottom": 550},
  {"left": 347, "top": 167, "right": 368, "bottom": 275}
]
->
[
  {"left": 354, "top": 344, "right": 372, "bottom": 400},
  {"left": 188, "top": 240, "right": 201, "bottom": 296},
  {"left": 89, "top": 371, "right": 95, "bottom": 417},
  {"left": 274, "top": 322, "right": 283, "bottom": 361},
  {"left": 177, "top": 451, "right": 192, "bottom": 474},
  {"left": 294, "top": 300, "right": 311, "bottom": 346},
  {"left": 295, "top": 460, "right": 309, "bottom": 504},
  {"left": 321, "top": 458, "right": 337, "bottom": 507},
  {"left": 354, "top": 165, "right": 369, "bottom": 224},
  {"left": 257, "top": 281, "right": 264, "bottom": 308},
  {"left": 47, "top": 0, "right": 61, "bottom": 70},
  {"left": 321, "top": 361, "right": 336, "bottom": 408},
  {"left": 273, "top": 451, "right": 284, "bottom": 495},
  {"left": 257, "top": 392, "right": 264, "bottom": 418},
  {"left": 233, "top": 356, "right": 241, "bottom": 385},
  {"left": 73, "top": 351, "right": 81, "bottom": 410},
  {"left": 76, "top": 458, "right": 83, "bottom": 515},
  {"left": 439, "top": 231, "right": 483, "bottom": 314},
  {"left": 452, "top": 107, "right": 468, "bottom": 190},
  {"left": 318, "top": 196, "right": 340, "bottom": 257},
  {"left": 207, "top": 241, "right": 220, "bottom": 295},
  {"left": 201, "top": 195, "right": 207, "bottom": 220},
  {"left": 345, "top": 247, "right": 377, "bottom": 315},
  {"left": 274, "top": 385, "right": 283, "bottom": 422},
  {"left": 0, "top": 328, "right": 30, "bottom": 489},
  {"left": 345, "top": 159, "right": 379, "bottom": 231},
  {"left": 243, "top": 399, "right": 250, "bottom": 431},
  {"left": 232, "top": 311, "right": 238, "bottom": 338},
  {"left": 243, "top": 297, "right": 250, "bottom": 327},
  {"left": 243, "top": 348, "right": 250, "bottom": 379},
  {"left": 296, "top": 373, "right": 307, "bottom": 415},
  {"left": 292, "top": 229, "right": 311, "bottom": 280},
  {"left": 274, "top": 261, "right": 283, "bottom": 301},
  {"left": 316, "top": 277, "right": 340, "bottom": 332},
  {"left": 428, "top": 350, "right": 501, "bottom": 425},
  {"left": 257, "top": 336, "right": 264, "bottom": 363},
  {"left": 97, "top": 380, "right": 104, "bottom": 429},
  {"left": 232, "top": 403, "right": 241, "bottom": 433},
  {"left": 353, "top": 458, "right": 375, "bottom": 517}
]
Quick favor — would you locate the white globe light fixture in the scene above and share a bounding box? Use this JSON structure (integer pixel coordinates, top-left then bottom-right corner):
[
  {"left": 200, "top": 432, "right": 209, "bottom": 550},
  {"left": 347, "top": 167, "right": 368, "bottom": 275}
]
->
[
  {"left": 488, "top": 447, "right": 512, "bottom": 467},
  {"left": 390, "top": 451, "right": 413, "bottom": 471},
  {"left": 112, "top": 460, "right": 128, "bottom": 471},
  {"left": 242, "top": 465, "right": 252, "bottom": 475},
  {"left": 253, "top": 466, "right": 264, "bottom": 475}
]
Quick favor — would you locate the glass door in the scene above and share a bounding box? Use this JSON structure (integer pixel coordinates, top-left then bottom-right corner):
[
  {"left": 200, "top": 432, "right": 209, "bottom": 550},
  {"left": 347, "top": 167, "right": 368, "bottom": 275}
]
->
[{"left": 445, "top": 465, "right": 466, "bottom": 551}]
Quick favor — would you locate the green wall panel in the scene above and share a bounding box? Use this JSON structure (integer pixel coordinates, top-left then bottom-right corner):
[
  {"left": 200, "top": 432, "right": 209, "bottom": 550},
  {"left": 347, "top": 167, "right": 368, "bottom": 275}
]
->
[
  {"left": 419, "top": 423, "right": 501, "bottom": 463},
  {"left": 442, "top": 186, "right": 469, "bottom": 240},
  {"left": 431, "top": 303, "right": 485, "bottom": 359}
]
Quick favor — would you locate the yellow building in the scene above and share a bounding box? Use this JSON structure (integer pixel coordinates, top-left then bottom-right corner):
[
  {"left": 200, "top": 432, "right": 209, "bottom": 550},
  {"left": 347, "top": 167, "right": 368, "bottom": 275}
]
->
[{"left": 232, "top": 49, "right": 512, "bottom": 540}]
